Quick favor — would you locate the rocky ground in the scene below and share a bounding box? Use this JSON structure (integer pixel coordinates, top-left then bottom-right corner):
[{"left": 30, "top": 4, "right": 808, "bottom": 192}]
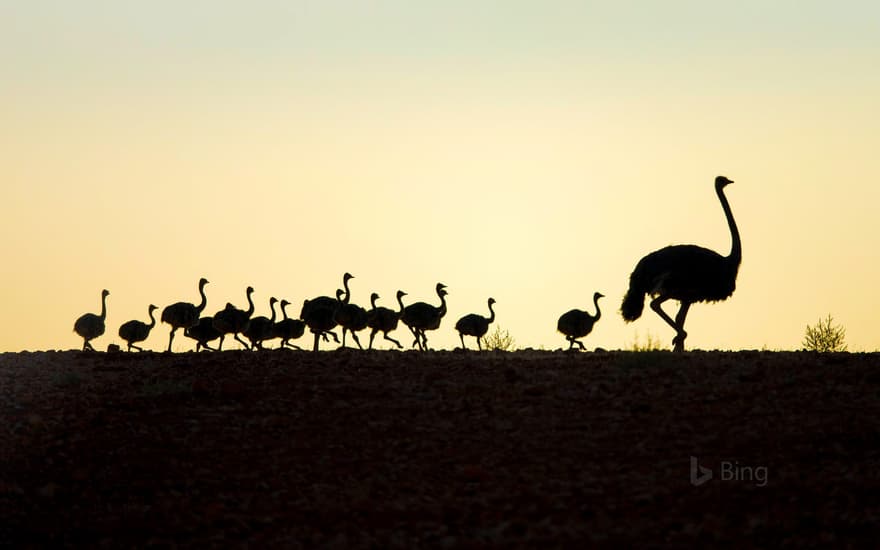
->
[{"left": 2, "top": 349, "right": 879, "bottom": 548}]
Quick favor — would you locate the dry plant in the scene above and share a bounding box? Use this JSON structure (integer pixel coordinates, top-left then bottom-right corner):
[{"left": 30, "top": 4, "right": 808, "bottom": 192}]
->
[
  {"left": 481, "top": 325, "right": 516, "bottom": 351},
  {"left": 627, "top": 331, "right": 668, "bottom": 352},
  {"left": 803, "top": 314, "right": 847, "bottom": 352}
]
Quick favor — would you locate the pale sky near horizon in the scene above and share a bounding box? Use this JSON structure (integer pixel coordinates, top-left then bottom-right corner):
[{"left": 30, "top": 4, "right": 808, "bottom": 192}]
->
[{"left": 2, "top": 1, "right": 879, "bottom": 352}]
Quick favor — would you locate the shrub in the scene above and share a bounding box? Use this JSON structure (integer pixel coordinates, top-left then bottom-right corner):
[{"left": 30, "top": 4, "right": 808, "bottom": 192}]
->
[
  {"left": 626, "top": 331, "right": 668, "bottom": 351},
  {"left": 481, "top": 325, "right": 516, "bottom": 351},
  {"left": 803, "top": 314, "right": 847, "bottom": 352}
]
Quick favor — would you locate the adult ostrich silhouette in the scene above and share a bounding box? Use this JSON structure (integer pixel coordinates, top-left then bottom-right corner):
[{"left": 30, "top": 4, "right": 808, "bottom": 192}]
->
[
  {"left": 243, "top": 297, "right": 278, "bottom": 350},
  {"left": 621, "top": 175, "right": 741, "bottom": 351},
  {"left": 118, "top": 304, "right": 157, "bottom": 352},
  {"left": 400, "top": 283, "right": 448, "bottom": 351},
  {"left": 161, "top": 277, "right": 209, "bottom": 352},
  {"left": 558, "top": 292, "right": 604, "bottom": 351},
  {"left": 274, "top": 299, "right": 305, "bottom": 349},
  {"left": 300, "top": 272, "right": 351, "bottom": 351},
  {"left": 212, "top": 286, "right": 255, "bottom": 350},
  {"left": 73, "top": 289, "right": 109, "bottom": 351},
  {"left": 335, "top": 287, "right": 369, "bottom": 349},
  {"left": 455, "top": 297, "right": 496, "bottom": 350},
  {"left": 366, "top": 291, "right": 405, "bottom": 349},
  {"left": 185, "top": 317, "right": 222, "bottom": 351}
]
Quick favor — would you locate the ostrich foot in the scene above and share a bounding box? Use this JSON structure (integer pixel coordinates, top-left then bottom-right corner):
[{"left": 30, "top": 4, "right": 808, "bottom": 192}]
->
[{"left": 672, "top": 332, "right": 687, "bottom": 352}]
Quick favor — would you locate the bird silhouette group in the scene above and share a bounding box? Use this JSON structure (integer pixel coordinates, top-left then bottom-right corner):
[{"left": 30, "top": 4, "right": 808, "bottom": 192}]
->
[{"left": 74, "top": 176, "right": 741, "bottom": 353}]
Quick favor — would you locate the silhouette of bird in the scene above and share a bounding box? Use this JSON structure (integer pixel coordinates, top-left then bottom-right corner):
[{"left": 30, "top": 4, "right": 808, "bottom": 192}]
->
[
  {"left": 366, "top": 291, "right": 405, "bottom": 349},
  {"left": 621, "top": 176, "right": 741, "bottom": 351},
  {"left": 184, "top": 316, "right": 222, "bottom": 351},
  {"left": 334, "top": 278, "right": 369, "bottom": 349},
  {"left": 74, "top": 289, "right": 109, "bottom": 351},
  {"left": 212, "top": 286, "right": 255, "bottom": 350},
  {"left": 300, "top": 273, "right": 351, "bottom": 351},
  {"left": 401, "top": 283, "right": 448, "bottom": 350},
  {"left": 161, "top": 277, "right": 209, "bottom": 352},
  {"left": 455, "top": 297, "right": 496, "bottom": 350},
  {"left": 244, "top": 297, "right": 278, "bottom": 350},
  {"left": 274, "top": 299, "right": 305, "bottom": 349},
  {"left": 118, "top": 304, "right": 157, "bottom": 352},
  {"left": 558, "top": 292, "right": 604, "bottom": 351}
]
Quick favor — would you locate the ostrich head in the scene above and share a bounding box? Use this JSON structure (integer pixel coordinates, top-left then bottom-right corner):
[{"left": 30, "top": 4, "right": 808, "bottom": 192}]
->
[
  {"left": 199, "top": 277, "right": 209, "bottom": 288},
  {"left": 594, "top": 292, "right": 605, "bottom": 301},
  {"left": 102, "top": 289, "right": 110, "bottom": 298},
  {"left": 715, "top": 175, "right": 734, "bottom": 188},
  {"left": 488, "top": 298, "right": 496, "bottom": 306},
  {"left": 344, "top": 272, "right": 354, "bottom": 283},
  {"left": 370, "top": 292, "right": 380, "bottom": 301}
]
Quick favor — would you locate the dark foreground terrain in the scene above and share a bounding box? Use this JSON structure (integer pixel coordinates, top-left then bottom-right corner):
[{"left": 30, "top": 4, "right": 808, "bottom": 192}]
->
[{"left": 2, "top": 349, "right": 879, "bottom": 548}]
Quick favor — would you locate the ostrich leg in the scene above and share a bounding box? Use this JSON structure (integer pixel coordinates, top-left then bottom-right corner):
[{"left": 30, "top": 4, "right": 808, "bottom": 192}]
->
[{"left": 672, "top": 302, "right": 691, "bottom": 352}]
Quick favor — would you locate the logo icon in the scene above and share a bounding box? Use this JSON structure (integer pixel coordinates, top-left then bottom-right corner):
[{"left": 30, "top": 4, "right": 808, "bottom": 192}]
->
[{"left": 690, "top": 456, "right": 713, "bottom": 486}]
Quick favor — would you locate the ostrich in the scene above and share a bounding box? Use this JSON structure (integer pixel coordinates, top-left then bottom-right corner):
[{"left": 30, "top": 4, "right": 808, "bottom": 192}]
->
[
  {"left": 366, "top": 291, "right": 405, "bottom": 349},
  {"left": 558, "top": 292, "right": 604, "bottom": 351},
  {"left": 335, "top": 286, "right": 369, "bottom": 349},
  {"left": 300, "top": 273, "right": 351, "bottom": 351},
  {"left": 621, "top": 175, "right": 741, "bottom": 351},
  {"left": 455, "top": 297, "right": 496, "bottom": 350},
  {"left": 274, "top": 299, "right": 306, "bottom": 349},
  {"left": 243, "top": 297, "right": 278, "bottom": 350},
  {"left": 73, "top": 289, "right": 109, "bottom": 351},
  {"left": 118, "top": 304, "right": 158, "bottom": 352},
  {"left": 400, "top": 283, "right": 448, "bottom": 351},
  {"left": 161, "top": 277, "right": 209, "bottom": 352},
  {"left": 212, "top": 286, "right": 255, "bottom": 350},
  {"left": 184, "top": 317, "right": 222, "bottom": 351}
]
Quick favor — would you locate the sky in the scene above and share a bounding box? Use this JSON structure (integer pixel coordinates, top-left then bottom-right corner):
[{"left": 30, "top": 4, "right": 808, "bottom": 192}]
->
[{"left": 2, "top": 1, "right": 879, "bottom": 352}]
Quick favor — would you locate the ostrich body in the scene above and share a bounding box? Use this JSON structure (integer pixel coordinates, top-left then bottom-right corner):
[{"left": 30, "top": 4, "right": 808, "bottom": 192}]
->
[
  {"left": 118, "top": 304, "right": 157, "bottom": 352},
  {"left": 455, "top": 297, "right": 496, "bottom": 350},
  {"left": 184, "top": 317, "right": 222, "bottom": 351},
  {"left": 274, "top": 299, "right": 305, "bottom": 349},
  {"left": 244, "top": 297, "right": 278, "bottom": 350},
  {"left": 621, "top": 175, "right": 741, "bottom": 351},
  {"left": 161, "top": 277, "right": 209, "bottom": 352},
  {"left": 300, "top": 273, "right": 351, "bottom": 351},
  {"left": 400, "top": 283, "right": 448, "bottom": 351},
  {"left": 74, "top": 289, "right": 109, "bottom": 351},
  {"left": 335, "top": 284, "right": 369, "bottom": 349},
  {"left": 558, "top": 292, "right": 604, "bottom": 351},
  {"left": 366, "top": 291, "right": 405, "bottom": 349},
  {"left": 212, "top": 286, "right": 255, "bottom": 350}
]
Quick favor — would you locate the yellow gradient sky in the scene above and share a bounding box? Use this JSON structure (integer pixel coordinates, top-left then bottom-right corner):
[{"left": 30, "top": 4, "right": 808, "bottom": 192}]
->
[{"left": 2, "top": 1, "right": 879, "bottom": 352}]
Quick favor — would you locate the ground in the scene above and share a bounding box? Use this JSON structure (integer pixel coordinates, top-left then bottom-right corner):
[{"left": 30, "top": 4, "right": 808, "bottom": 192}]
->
[{"left": 2, "top": 349, "right": 879, "bottom": 548}]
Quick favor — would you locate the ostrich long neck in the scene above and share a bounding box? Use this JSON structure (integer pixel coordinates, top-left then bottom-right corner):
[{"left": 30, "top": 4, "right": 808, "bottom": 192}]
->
[
  {"left": 437, "top": 292, "right": 447, "bottom": 318},
  {"left": 487, "top": 301, "right": 495, "bottom": 323},
  {"left": 269, "top": 300, "right": 277, "bottom": 323},
  {"left": 99, "top": 293, "right": 108, "bottom": 320},
  {"left": 196, "top": 281, "right": 208, "bottom": 314},
  {"left": 342, "top": 277, "right": 352, "bottom": 304},
  {"left": 717, "top": 185, "right": 741, "bottom": 266},
  {"left": 396, "top": 293, "right": 406, "bottom": 315},
  {"left": 592, "top": 295, "right": 602, "bottom": 321},
  {"left": 245, "top": 290, "right": 255, "bottom": 316},
  {"left": 147, "top": 307, "right": 156, "bottom": 328}
]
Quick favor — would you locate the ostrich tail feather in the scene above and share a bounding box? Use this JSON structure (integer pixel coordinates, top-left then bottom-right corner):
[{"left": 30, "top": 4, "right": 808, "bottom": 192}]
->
[{"left": 620, "top": 271, "right": 647, "bottom": 322}]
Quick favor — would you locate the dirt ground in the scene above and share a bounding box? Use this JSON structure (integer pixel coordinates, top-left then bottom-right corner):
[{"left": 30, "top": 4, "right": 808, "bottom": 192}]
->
[{"left": 2, "top": 349, "right": 879, "bottom": 548}]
